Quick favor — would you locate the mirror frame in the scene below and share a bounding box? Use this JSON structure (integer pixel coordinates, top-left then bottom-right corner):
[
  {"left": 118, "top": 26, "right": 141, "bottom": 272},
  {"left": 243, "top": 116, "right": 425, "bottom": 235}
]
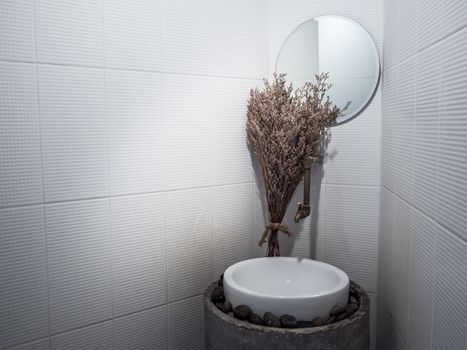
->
[{"left": 275, "top": 15, "right": 381, "bottom": 127}]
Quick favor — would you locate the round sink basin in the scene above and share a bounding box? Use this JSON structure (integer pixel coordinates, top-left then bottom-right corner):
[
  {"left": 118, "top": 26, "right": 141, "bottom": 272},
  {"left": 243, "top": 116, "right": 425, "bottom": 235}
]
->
[{"left": 223, "top": 257, "right": 349, "bottom": 321}]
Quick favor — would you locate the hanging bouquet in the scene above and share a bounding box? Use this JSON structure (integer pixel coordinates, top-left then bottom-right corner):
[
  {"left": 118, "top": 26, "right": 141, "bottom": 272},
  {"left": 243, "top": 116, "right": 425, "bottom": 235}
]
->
[{"left": 246, "top": 73, "right": 348, "bottom": 256}]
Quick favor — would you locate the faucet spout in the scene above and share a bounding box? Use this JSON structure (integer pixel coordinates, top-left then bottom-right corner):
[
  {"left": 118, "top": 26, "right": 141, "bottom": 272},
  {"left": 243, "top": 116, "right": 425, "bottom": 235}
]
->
[
  {"left": 294, "top": 202, "right": 311, "bottom": 223},
  {"left": 294, "top": 156, "right": 321, "bottom": 223}
]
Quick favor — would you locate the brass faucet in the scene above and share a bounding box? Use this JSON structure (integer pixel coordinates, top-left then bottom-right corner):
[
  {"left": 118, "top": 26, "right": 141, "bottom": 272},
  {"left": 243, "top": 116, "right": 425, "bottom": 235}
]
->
[{"left": 294, "top": 156, "right": 322, "bottom": 223}]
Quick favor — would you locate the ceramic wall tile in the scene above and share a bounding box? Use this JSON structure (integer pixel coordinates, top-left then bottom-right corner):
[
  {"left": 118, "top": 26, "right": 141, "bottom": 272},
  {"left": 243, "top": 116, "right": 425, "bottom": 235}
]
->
[
  {"left": 0, "top": 62, "right": 42, "bottom": 207},
  {"left": 0, "top": 206, "right": 48, "bottom": 348},
  {"left": 46, "top": 199, "right": 112, "bottom": 333},
  {"left": 35, "top": 0, "right": 104, "bottom": 66}
]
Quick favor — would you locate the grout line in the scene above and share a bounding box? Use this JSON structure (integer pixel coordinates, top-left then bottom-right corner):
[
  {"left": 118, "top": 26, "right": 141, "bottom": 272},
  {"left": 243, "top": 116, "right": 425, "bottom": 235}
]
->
[
  {"left": 2, "top": 302, "right": 173, "bottom": 350},
  {"left": 380, "top": 296, "right": 409, "bottom": 349},
  {"left": 99, "top": 2, "right": 116, "bottom": 349},
  {"left": 164, "top": 191, "right": 169, "bottom": 306},
  {"left": 0, "top": 336, "right": 49, "bottom": 350},
  {"left": 0, "top": 58, "right": 263, "bottom": 82},
  {"left": 208, "top": 2, "right": 216, "bottom": 280},
  {"left": 383, "top": 24, "right": 467, "bottom": 74},
  {"left": 0, "top": 182, "right": 257, "bottom": 210},
  {"left": 161, "top": 67, "right": 170, "bottom": 311},
  {"left": 429, "top": 225, "right": 438, "bottom": 350},
  {"left": 31, "top": 0, "right": 52, "bottom": 346},
  {"left": 381, "top": 184, "right": 467, "bottom": 245},
  {"left": 323, "top": 183, "right": 379, "bottom": 189}
]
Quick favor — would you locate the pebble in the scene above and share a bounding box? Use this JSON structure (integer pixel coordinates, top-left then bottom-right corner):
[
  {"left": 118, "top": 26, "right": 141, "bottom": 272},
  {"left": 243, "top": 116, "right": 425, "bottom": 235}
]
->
[
  {"left": 330, "top": 303, "right": 347, "bottom": 316},
  {"left": 325, "top": 316, "right": 336, "bottom": 325},
  {"left": 211, "top": 286, "right": 225, "bottom": 303},
  {"left": 249, "top": 313, "right": 265, "bottom": 325},
  {"left": 311, "top": 317, "right": 324, "bottom": 327},
  {"left": 263, "top": 312, "right": 281, "bottom": 327},
  {"left": 346, "top": 303, "right": 358, "bottom": 316},
  {"left": 297, "top": 320, "right": 314, "bottom": 328},
  {"left": 221, "top": 287, "right": 362, "bottom": 327},
  {"left": 349, "top": 295, "right": 359, "bottom": 305},
  {"left": 280, "top": 314, "right": 298, "bottom": 328},
  {"left": 222, "top": 301, "right": 232, "bottom": 314},
  {"left": 218, "top": 273, "right": 224, "bottom": 287},
  {"left": 335, "top": 312, "right": 347, "bottom": 322},
  {"left": 233, "top": 305, "right": 251, "bottom": 320}
]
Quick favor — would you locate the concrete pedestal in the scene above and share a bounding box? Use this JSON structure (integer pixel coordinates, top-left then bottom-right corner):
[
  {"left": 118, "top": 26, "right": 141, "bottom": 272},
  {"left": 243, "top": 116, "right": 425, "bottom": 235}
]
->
[{"left": 204, "top": 281, "right": 369, "bottom": 350}]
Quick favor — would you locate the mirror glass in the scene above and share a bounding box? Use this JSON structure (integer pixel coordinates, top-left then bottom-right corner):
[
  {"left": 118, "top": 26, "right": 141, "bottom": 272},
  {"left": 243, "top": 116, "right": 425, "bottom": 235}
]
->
[{"left": 276, "top": 15, "right": 380, "bottom": 126}]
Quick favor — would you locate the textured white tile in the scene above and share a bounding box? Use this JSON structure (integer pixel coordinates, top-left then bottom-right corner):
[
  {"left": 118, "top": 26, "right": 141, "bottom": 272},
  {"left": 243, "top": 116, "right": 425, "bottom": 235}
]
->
[
  {"left": 35, "top": 0, "right": 104, "bottom": 66},
  {"left": 163, "top": 75, "right": 211, "bottom": 190},
  {"left": 395, "top": 57, "right": 415, "bottom": 202},
  {"left": 214, "top": 183, "right": 254, "bottom": 277},
  {"left": 368, "top": 292, "right": 377, "bottom": 350},
  {"left": 437, "top": 28, "right": 467, "bottom": 242},
  {"left": 162, "top": 0, "right": 210, "bottom": 74},
  {"left": 0, "top": 0, "right": 35, "bottom": 61},
  {"left": 413, "top": 44, "right": 440, "bottom": 217},
  {"left": 212, "top": 0, "right": 268, "bottom": 79},
  {"left": 104, "top": 0, "right": 162, "bottom": 71},
  {"left": 325, "top": 90, "right": 381, "bottom": 186},
  {"left": 166, "top": 188, "right": 213, "bottom": 302},
  {"left": 212, "top": 78, "right": 256, "bottom": 186},
  {"left": 408, "top": 209, "right": 436, "bottom": 350},
  {"left": 433, "top": 230, "right": 467, "bottom": 350},
  {"left": 253, "top": 177, "right": 268, "bottom": 258},
  {"left": 111, "top": 193, "right": 167, "bottom": 316},
  {"left": 398, "top": 0, "right": 418, "bottom": 57},
  {"left": 386, "top": 198, "right": 412, "bottom": 342},
  {"left": 38, "top": 65, "right": 108, "bottom": 202},
  {"left": 325, "top": 185, "right": 378, "bottom": 293},
  {"left": 8, "top": 338, "right": 50, "bottom": 350},
  {"left": 381, "top": 67, "right": 399, "bottom": 193},
  {"left": 443, "top": 0, "right": 467, "bottom": 36},
  {"left": 376, "top": 297, "right": 409, "bottom": 350},
  {"left": 378, "top": 188, "right": 396, "bottom": 299},
  {"left": 107, "top": 69, "right": 164, "bottom": 196},
  {"left": 0, "top": 206, "right": 48, "bottom": 348},
  {"left": 46, "top": 199, "right": 112, "bottom": 333},
  {"left": 376, "top": 297, "right": 392, "bottom": 350},
  {"left": 383, "top": 0, "right": 399, "bottom": 69},
  {"left": 50, "top": 321, "right": 113, "bottom": 350},
  {"left": 417, "top": 0, "right": 444, "bottom": 51},
  {"left": 115, "top": 306, "right": 168, "bottom": 350},
  {"left": 0, "top": 62, "right": 42, "bottom": 207},
  {"left": 168, "top": 296, "right": 204, "bottom": 350}
]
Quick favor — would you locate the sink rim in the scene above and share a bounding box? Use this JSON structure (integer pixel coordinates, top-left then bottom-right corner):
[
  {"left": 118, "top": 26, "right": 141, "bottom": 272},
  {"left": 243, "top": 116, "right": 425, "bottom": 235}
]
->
[{"left": 224, "top": 257, "right": 349, "bottom": 300}]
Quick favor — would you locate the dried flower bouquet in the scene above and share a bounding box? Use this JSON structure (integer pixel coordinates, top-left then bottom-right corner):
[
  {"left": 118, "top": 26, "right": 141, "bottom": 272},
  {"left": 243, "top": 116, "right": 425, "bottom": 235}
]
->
[{"left": 247, "top": 73, "right": 348, "bottom": 256}]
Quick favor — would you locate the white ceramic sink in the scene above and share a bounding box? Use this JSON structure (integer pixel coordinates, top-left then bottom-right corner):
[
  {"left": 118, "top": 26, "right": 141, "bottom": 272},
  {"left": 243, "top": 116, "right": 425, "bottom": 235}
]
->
[{"left": 223, "top": 257, "right": 349, "bottom": 321}]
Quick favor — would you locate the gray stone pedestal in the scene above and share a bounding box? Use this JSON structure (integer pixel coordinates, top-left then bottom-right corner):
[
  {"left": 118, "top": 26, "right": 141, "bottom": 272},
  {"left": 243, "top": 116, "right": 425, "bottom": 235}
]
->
[{"left": 204, "top": 281, "right": 369, "bottom": 350}]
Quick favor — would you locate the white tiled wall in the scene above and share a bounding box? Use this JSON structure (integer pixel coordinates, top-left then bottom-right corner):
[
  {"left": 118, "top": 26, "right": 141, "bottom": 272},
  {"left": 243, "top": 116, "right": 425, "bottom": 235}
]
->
[
  {"left": 378, "top": 1, "right": 467, "bottom": 349},
  {"left": 2, "top": 0, "right": 388, "bottom": 349},
  {"left": 0, "top": 0, "right": 267, "bottom": 349},
  {"left": 267, "top": 1, "right": 382, "bottom": 349}
]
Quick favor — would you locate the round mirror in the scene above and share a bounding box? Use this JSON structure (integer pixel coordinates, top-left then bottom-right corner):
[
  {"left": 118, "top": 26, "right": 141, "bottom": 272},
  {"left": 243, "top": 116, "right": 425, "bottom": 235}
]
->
[{"left": 276, "top": 15, "right": 380, "bottom": 126}]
